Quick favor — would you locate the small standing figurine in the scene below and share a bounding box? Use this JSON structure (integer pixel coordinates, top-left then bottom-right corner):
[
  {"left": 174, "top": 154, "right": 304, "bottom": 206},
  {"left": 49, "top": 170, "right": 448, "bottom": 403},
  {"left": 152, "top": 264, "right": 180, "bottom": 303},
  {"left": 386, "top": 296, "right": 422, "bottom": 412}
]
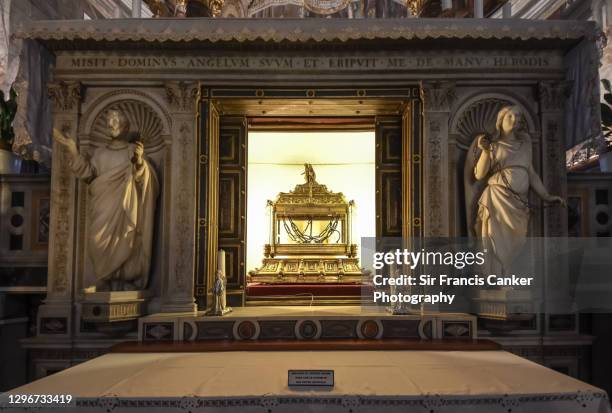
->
[
  {"left": 302, "top": 163, "right": 317, "bottom": 185},
  {"left": 387, "top": 261, "right": 412, "bottom": 315},
  {"left": 206, "top": 249, "right": 232, "bottom": 316}
]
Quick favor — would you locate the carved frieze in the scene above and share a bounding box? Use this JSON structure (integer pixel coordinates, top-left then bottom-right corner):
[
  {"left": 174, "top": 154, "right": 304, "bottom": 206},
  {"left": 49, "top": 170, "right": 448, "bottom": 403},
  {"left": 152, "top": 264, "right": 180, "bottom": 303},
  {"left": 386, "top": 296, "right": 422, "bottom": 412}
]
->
[
  {"left": 427, "top": 120, "right": 443, "bottom": 237},
  {"left": 165, "top": 81, "right": 200, "bottom": 113},
  {"left": 174, "top": 122, "right": 195, "bottom": 290},
  {"left": 544, "top": 120, "right": 564, "bottom": 237},
  {"left": 48, "top": 81, "right": 82, "bottom": 112},
  {"left": 538, "top": 81, "right": 570, "bottom": 237},
  {"left": 50, "top": 121, "right": 75, "bottom": 294},
  {"left": 421, "top": 81, "right": 454, "bottom": 237}
]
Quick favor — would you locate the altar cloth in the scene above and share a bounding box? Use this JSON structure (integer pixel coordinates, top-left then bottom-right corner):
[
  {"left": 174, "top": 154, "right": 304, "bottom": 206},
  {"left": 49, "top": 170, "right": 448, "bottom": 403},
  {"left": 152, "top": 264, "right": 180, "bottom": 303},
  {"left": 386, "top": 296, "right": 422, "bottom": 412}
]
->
[{"left": 4, "top": 350, "right": 611, "bottom": 412}]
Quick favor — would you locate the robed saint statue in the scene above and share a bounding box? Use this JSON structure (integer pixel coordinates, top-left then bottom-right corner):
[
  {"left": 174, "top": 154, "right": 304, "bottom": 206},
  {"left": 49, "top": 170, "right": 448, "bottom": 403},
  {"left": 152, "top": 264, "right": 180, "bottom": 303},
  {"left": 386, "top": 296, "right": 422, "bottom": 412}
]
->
[
  {"left": 464, "top": 105, "right": 565, "bottom": 274},
  {"left": 53, "top": 109, "right": 159, "bottom": 291}
]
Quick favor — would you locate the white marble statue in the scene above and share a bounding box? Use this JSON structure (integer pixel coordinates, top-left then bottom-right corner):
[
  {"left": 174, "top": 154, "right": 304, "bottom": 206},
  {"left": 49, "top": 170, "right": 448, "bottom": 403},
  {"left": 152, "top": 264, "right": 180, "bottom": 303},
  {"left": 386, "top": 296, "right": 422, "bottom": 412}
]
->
[
  {"left": 53, "top": 109, "right": 159, "bottom": 291},
  {"left": 464, "top": 105, "right": 565, "bottom": 273}
]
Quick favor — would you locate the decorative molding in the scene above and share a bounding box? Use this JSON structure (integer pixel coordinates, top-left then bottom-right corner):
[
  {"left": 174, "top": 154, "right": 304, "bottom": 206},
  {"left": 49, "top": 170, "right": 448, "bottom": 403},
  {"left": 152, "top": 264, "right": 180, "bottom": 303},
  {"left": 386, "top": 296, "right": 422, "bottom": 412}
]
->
[
  {"left": 70, "top": 391, "right": 609, "bottom": 411},
  {"left": 420, "top": 81, "right": 456, "bottom": 112},
  {"left": 139, "top": 312, "right": 476, "bottom": 342},
  {"left": 48, "top": 81, "right": 82, "bottom": 112},
  {"left": 39, "top": 317, "right": 68, "bottom": 334},
  {"left": 50, "top": 121, "right": 74, "bottom": 294},
  {"left": 421, "top": 81, "right": 454, "bottom": 238},
  {"left": 538, "top": 81, "right": 573, "bottom": 112},
  {"left": 17, "top": 19, "right": 598, "bottom": 44},
  {"left": 173, "top": 122, "right": 195, "bottom": 290},
  {"left": 81, "top": 300, "right": 145, "bottom": 323},
  {"left": 143, "top": 322, "right": 175, "bottom": 341},
  {"left": 427, "top": 119, "right": 443, "bottom": 237},
  {"left": 165, "top": 81, "right": 200, "bottom": 113},
  {"left": 544, "top": 120, "right": 565, "bottom": 237}
]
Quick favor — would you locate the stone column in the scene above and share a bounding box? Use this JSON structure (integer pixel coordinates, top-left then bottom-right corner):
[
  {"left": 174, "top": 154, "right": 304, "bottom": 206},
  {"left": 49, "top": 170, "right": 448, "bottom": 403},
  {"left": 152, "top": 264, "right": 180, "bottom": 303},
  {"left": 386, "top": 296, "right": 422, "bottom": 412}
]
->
[
  {"left": 36, "top": 81, "right": 81, "bottom": 338},
  {"left": 420, "top": 81, "right": 456, "bottom": 238},
  {"left": 538, "top": 81, "right": 572, "bottom": 237},
  {"left": 160, "top": 81, "right": 199, "bottom": 313}
]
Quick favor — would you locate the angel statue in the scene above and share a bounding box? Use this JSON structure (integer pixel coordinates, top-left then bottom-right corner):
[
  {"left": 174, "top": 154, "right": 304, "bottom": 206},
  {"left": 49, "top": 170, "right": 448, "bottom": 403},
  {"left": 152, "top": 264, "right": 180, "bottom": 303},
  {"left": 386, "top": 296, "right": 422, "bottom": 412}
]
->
[
  {"left": 464, "top": 105, "right": 565, "bottom": 274},
  {"left": 53, "top": 109, "right": 159, "bottom": 292}
]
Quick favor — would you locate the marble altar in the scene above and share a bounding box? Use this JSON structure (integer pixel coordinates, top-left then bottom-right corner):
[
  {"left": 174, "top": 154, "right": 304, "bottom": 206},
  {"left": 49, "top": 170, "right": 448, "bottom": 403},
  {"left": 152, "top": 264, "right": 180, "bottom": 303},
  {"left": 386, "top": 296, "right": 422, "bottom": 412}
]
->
[{"left": 4, "top": 350, "right": 610, "bottom": 412}]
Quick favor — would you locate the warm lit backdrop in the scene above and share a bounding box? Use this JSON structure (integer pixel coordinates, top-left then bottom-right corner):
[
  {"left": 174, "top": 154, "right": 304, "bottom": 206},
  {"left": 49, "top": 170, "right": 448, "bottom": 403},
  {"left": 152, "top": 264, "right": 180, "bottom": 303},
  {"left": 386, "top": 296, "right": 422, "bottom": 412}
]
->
[{"left": 247, "top": 131, "right": 375, "bottom": 274}]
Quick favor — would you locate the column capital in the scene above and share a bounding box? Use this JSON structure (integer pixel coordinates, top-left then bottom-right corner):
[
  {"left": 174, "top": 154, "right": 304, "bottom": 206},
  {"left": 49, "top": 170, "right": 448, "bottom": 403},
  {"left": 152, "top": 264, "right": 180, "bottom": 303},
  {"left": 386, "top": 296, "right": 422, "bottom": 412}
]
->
[
  {"left": 538, "top": 81, "right": 573, "bottom": 113},
  {"left": 48, "top": 81, "right": 82, "bottom": 112},
  {"left": 420, "top": 81, "right": 456, "bottom": 113},
  {"left": 165, "top": 81, "right": 200, "bottom": 113}
]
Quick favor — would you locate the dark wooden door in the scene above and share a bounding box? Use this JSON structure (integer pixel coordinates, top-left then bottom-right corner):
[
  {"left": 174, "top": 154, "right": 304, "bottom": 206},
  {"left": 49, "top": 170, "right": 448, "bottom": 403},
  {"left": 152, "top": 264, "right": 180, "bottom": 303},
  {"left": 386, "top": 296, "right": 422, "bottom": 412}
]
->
[
  {"left": 218, "top": 117, "right": 248, "bottom": 306},
  {"left": 376, "top": 100, "right": 422, "bottom": 245},
  {"left": 376, "top": 116, "right": 403, "bottom": 240}
]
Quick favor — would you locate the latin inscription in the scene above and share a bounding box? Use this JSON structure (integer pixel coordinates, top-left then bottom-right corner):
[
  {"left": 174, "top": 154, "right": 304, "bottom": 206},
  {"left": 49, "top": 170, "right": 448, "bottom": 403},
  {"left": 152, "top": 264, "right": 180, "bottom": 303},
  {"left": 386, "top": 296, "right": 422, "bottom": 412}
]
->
[{"left": 64, "top": 53, "right": 559, "bottom": 72}]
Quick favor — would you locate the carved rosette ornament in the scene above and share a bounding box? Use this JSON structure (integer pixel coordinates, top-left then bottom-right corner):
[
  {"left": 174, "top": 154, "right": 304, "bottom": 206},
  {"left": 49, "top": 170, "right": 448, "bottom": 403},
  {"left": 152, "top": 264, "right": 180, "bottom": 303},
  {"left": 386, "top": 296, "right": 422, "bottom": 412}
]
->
[
  {"left": 48, "top": 81, "right": 82, "bottom": 112},
  {"left": 165, "top": 81, "right": 200, "bottom": 112}
]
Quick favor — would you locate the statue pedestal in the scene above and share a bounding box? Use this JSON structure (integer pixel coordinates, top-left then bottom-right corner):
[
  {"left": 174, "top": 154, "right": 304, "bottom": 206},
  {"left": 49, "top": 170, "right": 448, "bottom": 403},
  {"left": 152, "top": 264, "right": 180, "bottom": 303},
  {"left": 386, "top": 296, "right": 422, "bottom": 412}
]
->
[
  {"left": 473, "top": 288, "right": 538, "bottom": 334},
  {"left": 81, "top": 290, "right": 149, "bottom": 324},
  {"left": 205, "top": 307, "right": 232, "bottom": 316},
  {"left": 472, "top": 288, "right": 537, "bottom": 318}
]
